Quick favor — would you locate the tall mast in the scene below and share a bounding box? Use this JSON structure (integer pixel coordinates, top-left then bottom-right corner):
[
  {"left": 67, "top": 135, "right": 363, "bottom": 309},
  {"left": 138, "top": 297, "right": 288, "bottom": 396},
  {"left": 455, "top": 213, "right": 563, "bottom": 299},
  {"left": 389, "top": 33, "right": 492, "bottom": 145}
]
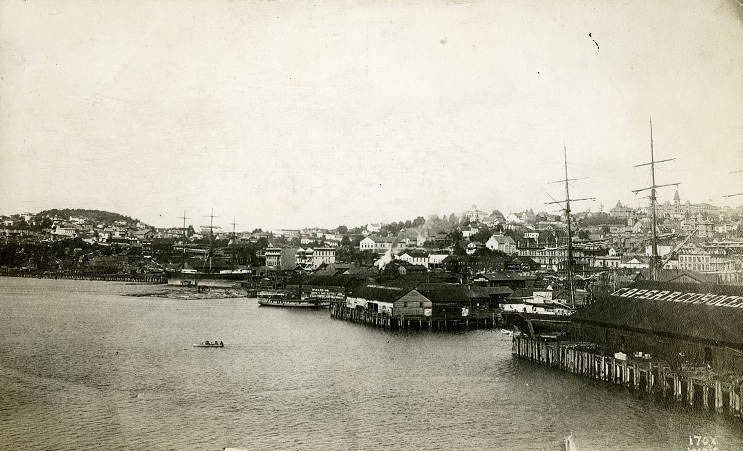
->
[
  {"left": 230, "top": 216, "right": 238, "bottom": 268},
  {"left": 177, "top": 210, "right": 190, "bottom": 269},
  {"left": 633, "top": 118, "right": 678, "bottom": 281},
  {"left": 563, "top": 146, "right": 575, "bottom": 308},
  {"left": 203, "top": 208, "right": 217, "bottom": 272},
  {"left": 546, "top": 145, "right": 594, "bottom": 308}
]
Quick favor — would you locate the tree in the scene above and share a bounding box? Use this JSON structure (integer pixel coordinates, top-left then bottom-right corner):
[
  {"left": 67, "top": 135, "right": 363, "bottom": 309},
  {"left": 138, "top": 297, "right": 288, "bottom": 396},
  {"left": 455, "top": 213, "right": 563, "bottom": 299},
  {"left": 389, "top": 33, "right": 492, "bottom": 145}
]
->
[
  {"left": 341, "top": 236, "right": 351, "bottom": 246},
  {"left": 336, "top": 225, "right": 348, "bottom": 234}
]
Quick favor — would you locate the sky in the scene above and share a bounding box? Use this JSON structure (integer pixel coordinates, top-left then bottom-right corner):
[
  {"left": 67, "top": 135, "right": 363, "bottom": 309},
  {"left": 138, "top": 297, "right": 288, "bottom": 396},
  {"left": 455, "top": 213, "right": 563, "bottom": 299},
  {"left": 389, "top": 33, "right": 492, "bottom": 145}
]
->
[{"left": 1, "top": 0, "right": 741, "bottom": 231}]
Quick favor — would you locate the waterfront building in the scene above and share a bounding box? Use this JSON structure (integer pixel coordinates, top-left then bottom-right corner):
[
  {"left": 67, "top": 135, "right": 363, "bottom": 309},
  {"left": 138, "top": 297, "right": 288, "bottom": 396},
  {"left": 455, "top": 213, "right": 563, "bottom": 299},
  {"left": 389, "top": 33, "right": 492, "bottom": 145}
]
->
[
  {"left": 571, "top": 282, "right": 743, "bottom": 372},
  {"left": 346, "top": 284, "right": 432, "bottom": 318}
]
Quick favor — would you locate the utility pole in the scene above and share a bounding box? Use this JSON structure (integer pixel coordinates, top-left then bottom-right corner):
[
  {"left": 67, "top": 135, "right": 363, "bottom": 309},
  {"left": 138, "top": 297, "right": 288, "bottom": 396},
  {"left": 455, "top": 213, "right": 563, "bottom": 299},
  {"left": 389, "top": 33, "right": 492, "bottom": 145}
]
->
[
  {"left": 546, "top": 145, "right": 595, "bottom": 308},
  {"left": 632, "top": 118, "right": 679, "bottom": 281},
  {"left": 177, "top": 210, "right": 190, "bottom": 269}
]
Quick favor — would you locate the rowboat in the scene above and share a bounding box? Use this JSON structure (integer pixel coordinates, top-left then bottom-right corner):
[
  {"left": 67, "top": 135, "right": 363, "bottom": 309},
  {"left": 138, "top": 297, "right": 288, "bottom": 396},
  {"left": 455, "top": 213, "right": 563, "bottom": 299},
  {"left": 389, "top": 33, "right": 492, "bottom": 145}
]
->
[{"left": 193, "top": 341, "right": 224, "bottom": 348}]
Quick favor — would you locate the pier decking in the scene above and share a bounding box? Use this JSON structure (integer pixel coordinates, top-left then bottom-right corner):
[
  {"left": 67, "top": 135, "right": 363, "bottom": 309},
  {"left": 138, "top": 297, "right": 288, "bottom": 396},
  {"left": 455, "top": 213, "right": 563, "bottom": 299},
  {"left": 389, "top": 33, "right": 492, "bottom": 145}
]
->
[{"left": 1, "top": 269, "right": 166, "bottom": 284}]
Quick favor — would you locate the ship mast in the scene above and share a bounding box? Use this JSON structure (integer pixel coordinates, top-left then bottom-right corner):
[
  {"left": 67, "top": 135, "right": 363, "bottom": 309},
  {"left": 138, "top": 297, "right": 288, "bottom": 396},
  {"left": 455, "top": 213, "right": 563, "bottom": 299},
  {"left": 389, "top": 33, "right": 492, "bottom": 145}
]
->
[
  {"left": 203, "top": 208, "right": 217, "bottom": 272},
  {"left": 632, "top": 118, "right": 678, "bottom": 281},
  {"left": 546, "top": 146, "right": 594, "bottom": 308},
  {"left": 177, "top": 210, "right": 190, "bottom": 270},
  {"left": 230, "top": 216, "right": 238, "bottom": 269}
]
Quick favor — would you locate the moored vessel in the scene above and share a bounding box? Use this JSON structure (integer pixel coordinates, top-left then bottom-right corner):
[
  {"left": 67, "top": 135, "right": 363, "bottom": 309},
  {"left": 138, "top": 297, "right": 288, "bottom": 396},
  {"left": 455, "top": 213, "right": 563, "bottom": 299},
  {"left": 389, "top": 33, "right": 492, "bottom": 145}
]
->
[{"left": 257, "top": 290, "right": 330, "bottom": 308}]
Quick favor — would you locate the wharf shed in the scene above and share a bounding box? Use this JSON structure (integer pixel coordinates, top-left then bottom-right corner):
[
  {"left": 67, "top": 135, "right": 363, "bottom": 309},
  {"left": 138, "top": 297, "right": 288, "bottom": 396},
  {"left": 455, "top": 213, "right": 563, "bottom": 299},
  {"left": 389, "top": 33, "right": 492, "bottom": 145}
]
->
[
  {"left": 346, "top": 284, "right": 432, "bottom": 318},
  {"left": 416, "top": 283, "right": 472, "bottom": 320},
  {"left": 571, "top": 281, "right": 743, "bottom": 372}
]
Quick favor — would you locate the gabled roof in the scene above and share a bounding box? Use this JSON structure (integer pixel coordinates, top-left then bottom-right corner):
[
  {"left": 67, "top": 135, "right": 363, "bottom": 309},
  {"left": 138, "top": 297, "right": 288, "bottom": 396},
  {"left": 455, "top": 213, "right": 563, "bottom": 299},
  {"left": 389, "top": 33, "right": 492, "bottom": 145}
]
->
[
  {"left": 488, "top": 234, "right": 516, "bottom": 245},
  {"left": 349, "top": 284, "right": 414, "bottom": 302},
  {"left": 415, "top": 283, "right": 470, "bottom": 303},
  {"left": 364, "top": 235, "right": 396, "bottom": 243}
]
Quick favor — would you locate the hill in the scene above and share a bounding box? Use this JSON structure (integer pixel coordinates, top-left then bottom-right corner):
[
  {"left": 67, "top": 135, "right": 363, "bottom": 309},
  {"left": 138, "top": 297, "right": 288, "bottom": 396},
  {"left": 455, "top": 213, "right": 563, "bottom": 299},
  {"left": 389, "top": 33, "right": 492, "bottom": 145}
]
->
[{"left": 36, "top": 209, "right": 145, "bottom": 227}]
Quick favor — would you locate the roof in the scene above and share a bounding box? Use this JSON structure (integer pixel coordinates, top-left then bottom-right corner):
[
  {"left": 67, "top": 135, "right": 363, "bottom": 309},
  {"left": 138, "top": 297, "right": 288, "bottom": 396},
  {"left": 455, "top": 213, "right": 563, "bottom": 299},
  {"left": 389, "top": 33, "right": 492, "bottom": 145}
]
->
[
  {"left": 401, "top": 249, "right": 429, "bottom": 258},
  {"left": 415, "top": 283, "right": 470, "bottom": 304},
  {"left": 634, "top": 269, "right": 719, "bottom": 284},
  {"left": 474, "top": 272, "right": 535, "bottom": 282},
  {"left": 349, "top": 284, "right": 414, "bottom": 303},
  {"left": 365, "top": 235, "right": 396, "bottom": 243},
  {"left": 488, "top": 234, "right": 516, "bottom": 245},
  {"left": 572, "top": 282, "right": 743, "bottom": 348},
  {"left": 467, "top": 286, "right": 514, "bottom": 298}
]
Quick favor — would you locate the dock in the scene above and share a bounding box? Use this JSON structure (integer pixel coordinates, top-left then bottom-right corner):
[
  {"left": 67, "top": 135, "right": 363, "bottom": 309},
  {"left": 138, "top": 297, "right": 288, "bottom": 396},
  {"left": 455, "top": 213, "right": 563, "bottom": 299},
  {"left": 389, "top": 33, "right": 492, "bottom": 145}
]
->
[
  {"left": 513, "top": 334, "right": 743, "bottom": 423},
  {"left": 329, "top": 300, "right": 500, "bottom": 330}
]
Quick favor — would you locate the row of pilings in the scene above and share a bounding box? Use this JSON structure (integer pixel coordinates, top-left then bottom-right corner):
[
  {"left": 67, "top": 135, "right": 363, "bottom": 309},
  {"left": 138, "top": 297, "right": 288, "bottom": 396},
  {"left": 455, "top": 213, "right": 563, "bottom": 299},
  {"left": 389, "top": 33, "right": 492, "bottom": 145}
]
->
[
  {"left": 329, "top": 302, "right": 500, "bottom": 331},
  {"left": 513, "top": 335, "right": 743, "bottom": 424},
  {"left": 1, "top": 269, "right": 166, "bottom": 284}
]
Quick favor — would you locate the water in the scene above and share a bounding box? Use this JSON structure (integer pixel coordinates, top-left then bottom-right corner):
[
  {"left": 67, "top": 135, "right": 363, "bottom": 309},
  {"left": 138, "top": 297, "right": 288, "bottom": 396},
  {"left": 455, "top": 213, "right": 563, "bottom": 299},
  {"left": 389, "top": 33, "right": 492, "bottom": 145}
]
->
[{"left": 0, "top": 277, "right": 741, "bottom": 450}]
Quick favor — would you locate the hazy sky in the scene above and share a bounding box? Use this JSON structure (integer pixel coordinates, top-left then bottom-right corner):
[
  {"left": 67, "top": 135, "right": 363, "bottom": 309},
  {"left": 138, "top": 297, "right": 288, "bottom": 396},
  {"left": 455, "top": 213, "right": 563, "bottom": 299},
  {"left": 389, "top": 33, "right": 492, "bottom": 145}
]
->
[{"left": 1, "top": 0, "right": 741, "bottom": 230}]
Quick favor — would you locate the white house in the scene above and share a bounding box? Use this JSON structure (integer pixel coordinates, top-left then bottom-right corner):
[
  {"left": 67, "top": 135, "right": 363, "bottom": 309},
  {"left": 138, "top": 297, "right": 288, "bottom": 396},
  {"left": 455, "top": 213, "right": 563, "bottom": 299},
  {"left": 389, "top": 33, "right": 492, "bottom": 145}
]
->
[
  {"left": 359, "top": 236, "right": 398, "bottom": 253},
  {"left": 428, "top": 254, "right": 449, "bottom": 269},
  {"left": 619, "top": 257, "right": 649, "bottom": 269},
  {"left": 397, "top": 250, "right": 430, "bottom": 268},
  {"left": 485, "top": 234, "right": 516, "bottom": 254},
  {"left": 52, "top": 227, "right": 77, "bottom": 238},
  {"left": 462, "top": 227, "right": 479, "bottom": 239}
]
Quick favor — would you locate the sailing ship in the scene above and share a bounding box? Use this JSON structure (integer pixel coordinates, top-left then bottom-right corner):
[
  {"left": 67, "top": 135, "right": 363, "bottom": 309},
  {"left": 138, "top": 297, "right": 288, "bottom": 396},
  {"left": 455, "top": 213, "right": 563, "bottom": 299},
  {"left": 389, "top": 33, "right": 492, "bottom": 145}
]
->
[{"left": 166, "top": 209, "right": 251, "bottom": 289}]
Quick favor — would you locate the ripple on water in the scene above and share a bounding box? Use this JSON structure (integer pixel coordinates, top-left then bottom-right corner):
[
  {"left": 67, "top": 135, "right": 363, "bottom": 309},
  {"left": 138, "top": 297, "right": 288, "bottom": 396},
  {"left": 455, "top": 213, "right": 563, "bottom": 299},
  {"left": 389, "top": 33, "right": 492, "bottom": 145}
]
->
[{"left": 0, "top": 277, "right": 742, "bottom": 450}]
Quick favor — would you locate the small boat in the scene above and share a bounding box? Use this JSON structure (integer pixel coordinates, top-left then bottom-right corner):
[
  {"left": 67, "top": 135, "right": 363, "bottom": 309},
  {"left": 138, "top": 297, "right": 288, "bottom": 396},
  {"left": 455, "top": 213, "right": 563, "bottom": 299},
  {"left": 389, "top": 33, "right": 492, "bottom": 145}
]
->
[
  {"left": 193, "top": 341, "right": 224, "bottom": 348},
  {"left": 500, "top": 329, "right": 513, "bottom": 335}
]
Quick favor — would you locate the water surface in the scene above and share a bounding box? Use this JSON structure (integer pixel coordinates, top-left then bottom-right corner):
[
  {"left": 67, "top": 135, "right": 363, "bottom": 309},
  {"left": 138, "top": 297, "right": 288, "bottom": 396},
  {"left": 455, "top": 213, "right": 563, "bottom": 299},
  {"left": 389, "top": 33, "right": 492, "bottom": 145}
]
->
[{"left": 1, "top": 277, "right": 741, "bottom": 450}]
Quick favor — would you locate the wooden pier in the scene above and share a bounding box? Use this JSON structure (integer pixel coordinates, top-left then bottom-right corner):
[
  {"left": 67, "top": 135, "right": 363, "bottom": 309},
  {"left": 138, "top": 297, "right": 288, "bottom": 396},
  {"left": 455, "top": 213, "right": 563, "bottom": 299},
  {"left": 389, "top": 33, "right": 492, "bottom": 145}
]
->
[
  {"left": 1, "top": 269, "right": 166, "bottom": 284},
  {"left": 513, "top": 335, "right": 743, "bottom": 423},
  {"left": 329, "top": 302, "right": 500, "bottom": 330}
]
